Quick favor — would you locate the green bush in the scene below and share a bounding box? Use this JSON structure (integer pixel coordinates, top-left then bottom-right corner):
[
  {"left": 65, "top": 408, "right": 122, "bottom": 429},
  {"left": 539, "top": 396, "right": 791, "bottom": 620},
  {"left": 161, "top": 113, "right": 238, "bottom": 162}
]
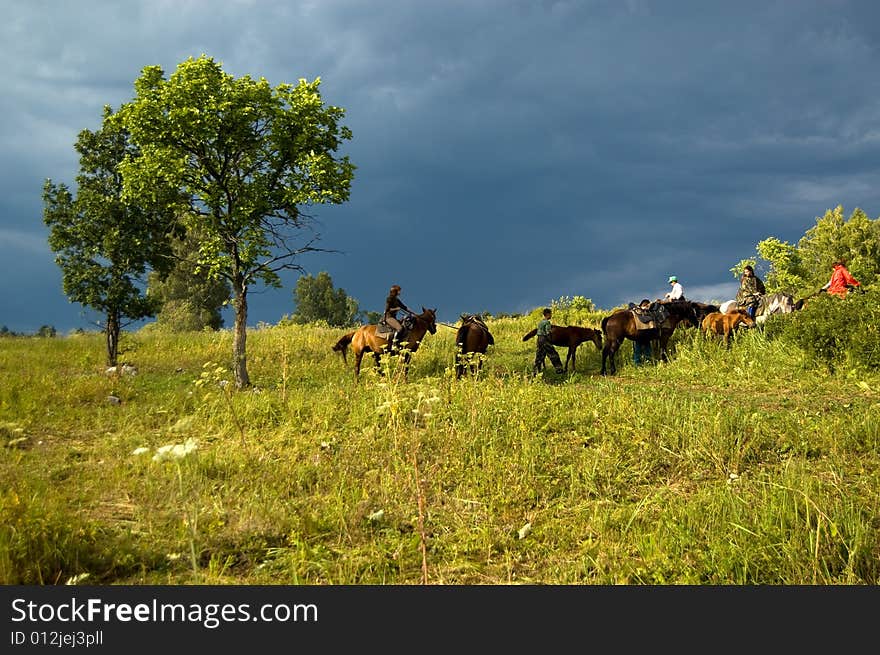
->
[{"left": 769, "top": 287, "right": 880, "bottom": 371}]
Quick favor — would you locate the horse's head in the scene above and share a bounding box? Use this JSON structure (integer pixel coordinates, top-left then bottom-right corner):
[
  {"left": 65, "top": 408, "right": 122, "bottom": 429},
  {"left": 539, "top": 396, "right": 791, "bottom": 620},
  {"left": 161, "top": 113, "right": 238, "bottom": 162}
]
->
[
  {"left": 733, "top": 308, "right": 756, "bottom": 329},
  {"left": 420, "top": 307, "right": 437, "bottom": 334},
  {"left": 590, "top": 329, "right": 602, "bottom": 350}
]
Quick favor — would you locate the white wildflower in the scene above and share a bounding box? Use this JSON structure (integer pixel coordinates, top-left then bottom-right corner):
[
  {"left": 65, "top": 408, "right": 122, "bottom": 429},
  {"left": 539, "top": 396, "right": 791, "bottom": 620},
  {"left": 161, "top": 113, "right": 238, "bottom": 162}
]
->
[
  {"left": 132, "top": 447, "right": 150, "bottom": 456},
  {"left": 367, "top": 509, "right": 385, "bottom": 522},
  {"left": 152, "top": 438, "right": 198, "bottom": 462},
  {"left": 65, "top": 572, "right": 90, "bottom": 585}
]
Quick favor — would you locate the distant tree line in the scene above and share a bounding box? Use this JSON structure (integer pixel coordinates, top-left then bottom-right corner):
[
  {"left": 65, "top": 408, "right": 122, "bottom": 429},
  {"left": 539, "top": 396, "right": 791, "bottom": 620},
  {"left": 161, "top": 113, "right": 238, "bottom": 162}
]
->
[{"left": 0, "top": 325, "right": 57, "bottom": 338}]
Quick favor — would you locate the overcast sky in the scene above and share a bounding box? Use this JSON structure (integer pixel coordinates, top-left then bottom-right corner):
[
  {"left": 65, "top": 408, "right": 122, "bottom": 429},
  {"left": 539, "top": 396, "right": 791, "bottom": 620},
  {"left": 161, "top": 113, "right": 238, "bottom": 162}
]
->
[{"left": 2, "top": 0, "right": 880, "bottom": 333}]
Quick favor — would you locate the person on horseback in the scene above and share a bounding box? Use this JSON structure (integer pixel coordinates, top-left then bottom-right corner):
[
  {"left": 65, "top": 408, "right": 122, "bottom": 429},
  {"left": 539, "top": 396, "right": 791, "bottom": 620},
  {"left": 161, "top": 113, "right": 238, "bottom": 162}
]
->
[
  {"left": 736, "top": 265, "right": 766, "bottom": 318},
  {"left": 821, "top": 260, "right": 861, "bottom": 298},
  {"left": 664, "top": 275, "right": 685, "bottom": 301},
  {"left": 384, "top": 284, "right": 414, "bottom": 346}
]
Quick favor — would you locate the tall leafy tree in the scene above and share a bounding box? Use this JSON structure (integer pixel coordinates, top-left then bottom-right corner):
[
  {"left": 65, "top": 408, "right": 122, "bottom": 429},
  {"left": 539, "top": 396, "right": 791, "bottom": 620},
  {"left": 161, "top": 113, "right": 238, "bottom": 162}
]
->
[
  {"left": 736, "top": 206, "right": 880, "bottom": 296},
  {"left": 43, "top": 106, "right": 176, "bottom": 365},
  {"left": 116, "top": 55, "right": 355, "bottom": 388},
  {"left": 799, "top": 206, "right": 880, "bottom": 287},
  {"left": 147, "top": 229, "right": 231, "bottom": 332},
  {"left": 292, "top": 271, "right": 359, "bottom": 326}
]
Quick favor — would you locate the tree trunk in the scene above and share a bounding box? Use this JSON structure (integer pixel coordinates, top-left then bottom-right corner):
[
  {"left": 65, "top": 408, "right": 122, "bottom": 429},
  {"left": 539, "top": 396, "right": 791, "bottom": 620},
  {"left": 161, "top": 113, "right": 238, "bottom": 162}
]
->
[
  {"left": 232, "top": 278, "right": 250, "bottom": 389},
  {"left": 106, "top": 310, "right": 120, "bottom": 367}
]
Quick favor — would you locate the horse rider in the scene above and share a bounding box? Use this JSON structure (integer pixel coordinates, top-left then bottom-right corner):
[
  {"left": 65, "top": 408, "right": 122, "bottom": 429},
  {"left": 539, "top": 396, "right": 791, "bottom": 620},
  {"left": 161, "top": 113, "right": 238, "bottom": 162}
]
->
[
  {"left": 736, "top": 265, "right": 766, "bottom": 318},
  {"left": 821, "top": 259, "right": 861, "bottom": 298},
  {"left": 384, "top": 284, "right": 414, "bottom": 345},
  {"left": 664, "top": 275, "right": 685, "bottom": 301}
]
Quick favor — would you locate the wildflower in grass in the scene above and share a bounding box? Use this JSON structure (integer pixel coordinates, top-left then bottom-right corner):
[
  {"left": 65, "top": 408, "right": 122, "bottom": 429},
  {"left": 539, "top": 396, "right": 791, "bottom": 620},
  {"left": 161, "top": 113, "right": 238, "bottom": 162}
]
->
[
  {"left": 132, "top": 446, "right": 150, "bottom": 456},
  {"left": 367, "top": 509, "right": 384, "bottom": 522},
  {"left": 152, "top": 438, "right": 198, "bottom": 463}
]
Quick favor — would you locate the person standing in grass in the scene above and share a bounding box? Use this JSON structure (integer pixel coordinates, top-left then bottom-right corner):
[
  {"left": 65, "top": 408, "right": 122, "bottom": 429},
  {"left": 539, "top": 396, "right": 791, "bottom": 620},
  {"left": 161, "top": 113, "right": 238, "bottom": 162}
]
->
[
  {"left": 632, "top": 299, "right": 653, "bottom": 366},
  {"left": 533, "top": 307, "right": 564, "bottom": 376}
]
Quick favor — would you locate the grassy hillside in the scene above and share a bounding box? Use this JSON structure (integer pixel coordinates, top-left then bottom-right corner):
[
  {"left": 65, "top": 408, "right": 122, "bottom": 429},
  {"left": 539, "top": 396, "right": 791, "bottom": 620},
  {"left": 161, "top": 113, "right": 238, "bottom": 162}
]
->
[{"left": 2, "top": 312, "right": 879, "bottom": 585}]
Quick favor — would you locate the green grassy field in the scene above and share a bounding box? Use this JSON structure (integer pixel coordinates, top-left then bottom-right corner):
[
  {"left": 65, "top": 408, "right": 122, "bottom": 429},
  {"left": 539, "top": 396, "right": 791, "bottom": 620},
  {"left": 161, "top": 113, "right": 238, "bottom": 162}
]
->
[{"left": 2, "top": 312, "right": 879, "bottom": 585}]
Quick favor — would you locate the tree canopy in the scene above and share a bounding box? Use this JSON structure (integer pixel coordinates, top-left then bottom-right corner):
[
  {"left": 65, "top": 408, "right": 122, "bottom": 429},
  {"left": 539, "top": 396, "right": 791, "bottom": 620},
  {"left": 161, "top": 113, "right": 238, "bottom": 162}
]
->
[
  {"left": 42, "top": 105, "right": 177, "bottom": 365},
  {"left": 732, "top": 205, "right": 880, "bottom": 296},
  {"left": 115, "top": 55, "right": 355, "bottom": 387}
]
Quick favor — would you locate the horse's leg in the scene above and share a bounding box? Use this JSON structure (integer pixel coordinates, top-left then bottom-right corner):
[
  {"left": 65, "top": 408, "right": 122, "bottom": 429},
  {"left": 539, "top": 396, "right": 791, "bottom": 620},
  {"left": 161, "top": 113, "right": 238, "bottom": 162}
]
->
[
  {"left": 659, "top": 334, "right": 669, "bottom": 362},
  {"left": 354, "top": 348, "right": 365, "bottom": 381},
  {"left": 402, "top": 351, "right": 411, "bottom": 379},
  {"left": 566, "top": 346, "right": 575, "bottom": 372},
  {"left": 601, "top": 340, "right": 617, "bottom": 375}
]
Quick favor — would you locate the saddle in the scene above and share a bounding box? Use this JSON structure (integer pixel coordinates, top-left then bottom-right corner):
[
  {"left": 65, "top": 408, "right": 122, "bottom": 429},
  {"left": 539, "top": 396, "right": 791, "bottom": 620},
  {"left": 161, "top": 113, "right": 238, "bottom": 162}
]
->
[
  {"left": 377, "top": 315, "right": 414, "bottom": 340},
  {"left": 461, "top": 314, "right": 489, "bottom": 332},
  {"left": 629, "top": 302, "right": 668, "bottom": 330}
]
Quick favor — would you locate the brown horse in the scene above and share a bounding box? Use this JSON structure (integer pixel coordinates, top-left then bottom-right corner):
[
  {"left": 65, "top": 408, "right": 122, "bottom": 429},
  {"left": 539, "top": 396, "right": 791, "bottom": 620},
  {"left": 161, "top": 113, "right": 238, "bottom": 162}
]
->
[
  {"left": 455, "top": 315, "right": 495, "bottom": 379},
  {"left": 332, "top": 307, "right": 438, "bottom": 380},
  {"left": 600, "top": 300, "right": 698, "bottom": 375},
  {"left": 701, "top": 309, "right": 755, "bottom": 347},
  {"left": 521, "top": 324, "right": 603, "bottom": 373}
]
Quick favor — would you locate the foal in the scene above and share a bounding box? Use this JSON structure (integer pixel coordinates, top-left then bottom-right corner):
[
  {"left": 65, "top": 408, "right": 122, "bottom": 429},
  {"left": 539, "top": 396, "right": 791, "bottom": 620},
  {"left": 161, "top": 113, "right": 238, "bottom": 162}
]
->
[{"left": 701, "top": 309, "right": 755, "bottom": 347}]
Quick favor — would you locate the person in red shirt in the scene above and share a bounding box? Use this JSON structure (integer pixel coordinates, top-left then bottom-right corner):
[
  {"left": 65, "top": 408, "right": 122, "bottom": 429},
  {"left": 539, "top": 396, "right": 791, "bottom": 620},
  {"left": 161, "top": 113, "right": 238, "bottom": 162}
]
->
[{"left": 821, "top": 260, "right": 861, "bottom": 298}]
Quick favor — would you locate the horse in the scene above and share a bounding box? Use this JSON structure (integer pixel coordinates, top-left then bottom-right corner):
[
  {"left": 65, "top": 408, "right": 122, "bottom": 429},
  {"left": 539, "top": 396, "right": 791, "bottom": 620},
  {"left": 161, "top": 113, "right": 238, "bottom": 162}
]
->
[
  {"left": 721, "top": 292, "right": 805, "bottom": 324},
  {"left": 599, "top": 300, "right": 698, "bottom": 375},
  {"left": 521, "top": 324, "right": 602, "bottom": 373},
  {"left": 332, "top": 307, "right": 438, "bottom": 381},
  {"left": 755, "top": 292, "right": 804, "bottom": 324},
  {"left": 455, "top": 315, "right": 495, "bottom": 379},
  {"left": 701, "top": 309, "right": 755, "bottom": 347}
]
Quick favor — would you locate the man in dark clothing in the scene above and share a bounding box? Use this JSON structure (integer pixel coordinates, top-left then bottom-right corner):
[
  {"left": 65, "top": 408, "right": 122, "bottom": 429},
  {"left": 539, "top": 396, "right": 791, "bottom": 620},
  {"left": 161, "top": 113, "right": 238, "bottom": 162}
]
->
[{"left": 533, "top": 308, "right": 565, "bottom": 376}]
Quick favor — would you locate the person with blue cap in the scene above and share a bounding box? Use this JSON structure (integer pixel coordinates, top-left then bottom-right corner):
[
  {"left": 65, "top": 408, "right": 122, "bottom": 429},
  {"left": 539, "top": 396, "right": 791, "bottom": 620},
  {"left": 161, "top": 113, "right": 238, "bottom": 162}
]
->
[{"left": 664, "top": 275, "right": 684, "bottom": 301}]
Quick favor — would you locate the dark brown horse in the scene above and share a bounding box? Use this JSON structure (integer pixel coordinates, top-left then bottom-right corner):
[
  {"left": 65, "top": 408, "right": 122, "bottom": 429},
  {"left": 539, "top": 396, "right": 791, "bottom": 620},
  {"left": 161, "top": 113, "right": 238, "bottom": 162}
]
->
[
  {"left": 455, "top": 315, "right": 495, "bottom": 379},
  {"left": 521, "top": 324, "right": 603, "bottom": 373},
  {"left": 600, "top": 300, "right": 698, "bottom": 375},
  {"left": 690, "top": 301, "right": 721, "bottom": 325},
  {"left": 332, "top": 307, "right": 438, "bottom": 380}
]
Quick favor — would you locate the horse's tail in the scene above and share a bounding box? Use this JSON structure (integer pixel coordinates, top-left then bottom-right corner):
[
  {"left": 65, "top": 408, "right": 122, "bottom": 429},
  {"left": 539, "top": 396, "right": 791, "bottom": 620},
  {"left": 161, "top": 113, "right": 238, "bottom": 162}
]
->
[
  {"left": 487, "top": 330, "right": 495, "bottom": 346},
  {"left": 600, "top": 316, "right": 610, "bottom": 334},
  {"left": 332, "top": 332, "right": 355, "bottom": 363},
  {"left": 522, "top": 328, "right": 537, "bottom": 342}
]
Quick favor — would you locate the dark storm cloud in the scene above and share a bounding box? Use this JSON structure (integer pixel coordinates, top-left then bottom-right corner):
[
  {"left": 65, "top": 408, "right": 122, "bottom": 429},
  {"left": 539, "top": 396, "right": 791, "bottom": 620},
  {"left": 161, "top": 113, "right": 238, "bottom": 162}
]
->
[{"left": 2, "top": 1, "right": 879, "bottom": 331}]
